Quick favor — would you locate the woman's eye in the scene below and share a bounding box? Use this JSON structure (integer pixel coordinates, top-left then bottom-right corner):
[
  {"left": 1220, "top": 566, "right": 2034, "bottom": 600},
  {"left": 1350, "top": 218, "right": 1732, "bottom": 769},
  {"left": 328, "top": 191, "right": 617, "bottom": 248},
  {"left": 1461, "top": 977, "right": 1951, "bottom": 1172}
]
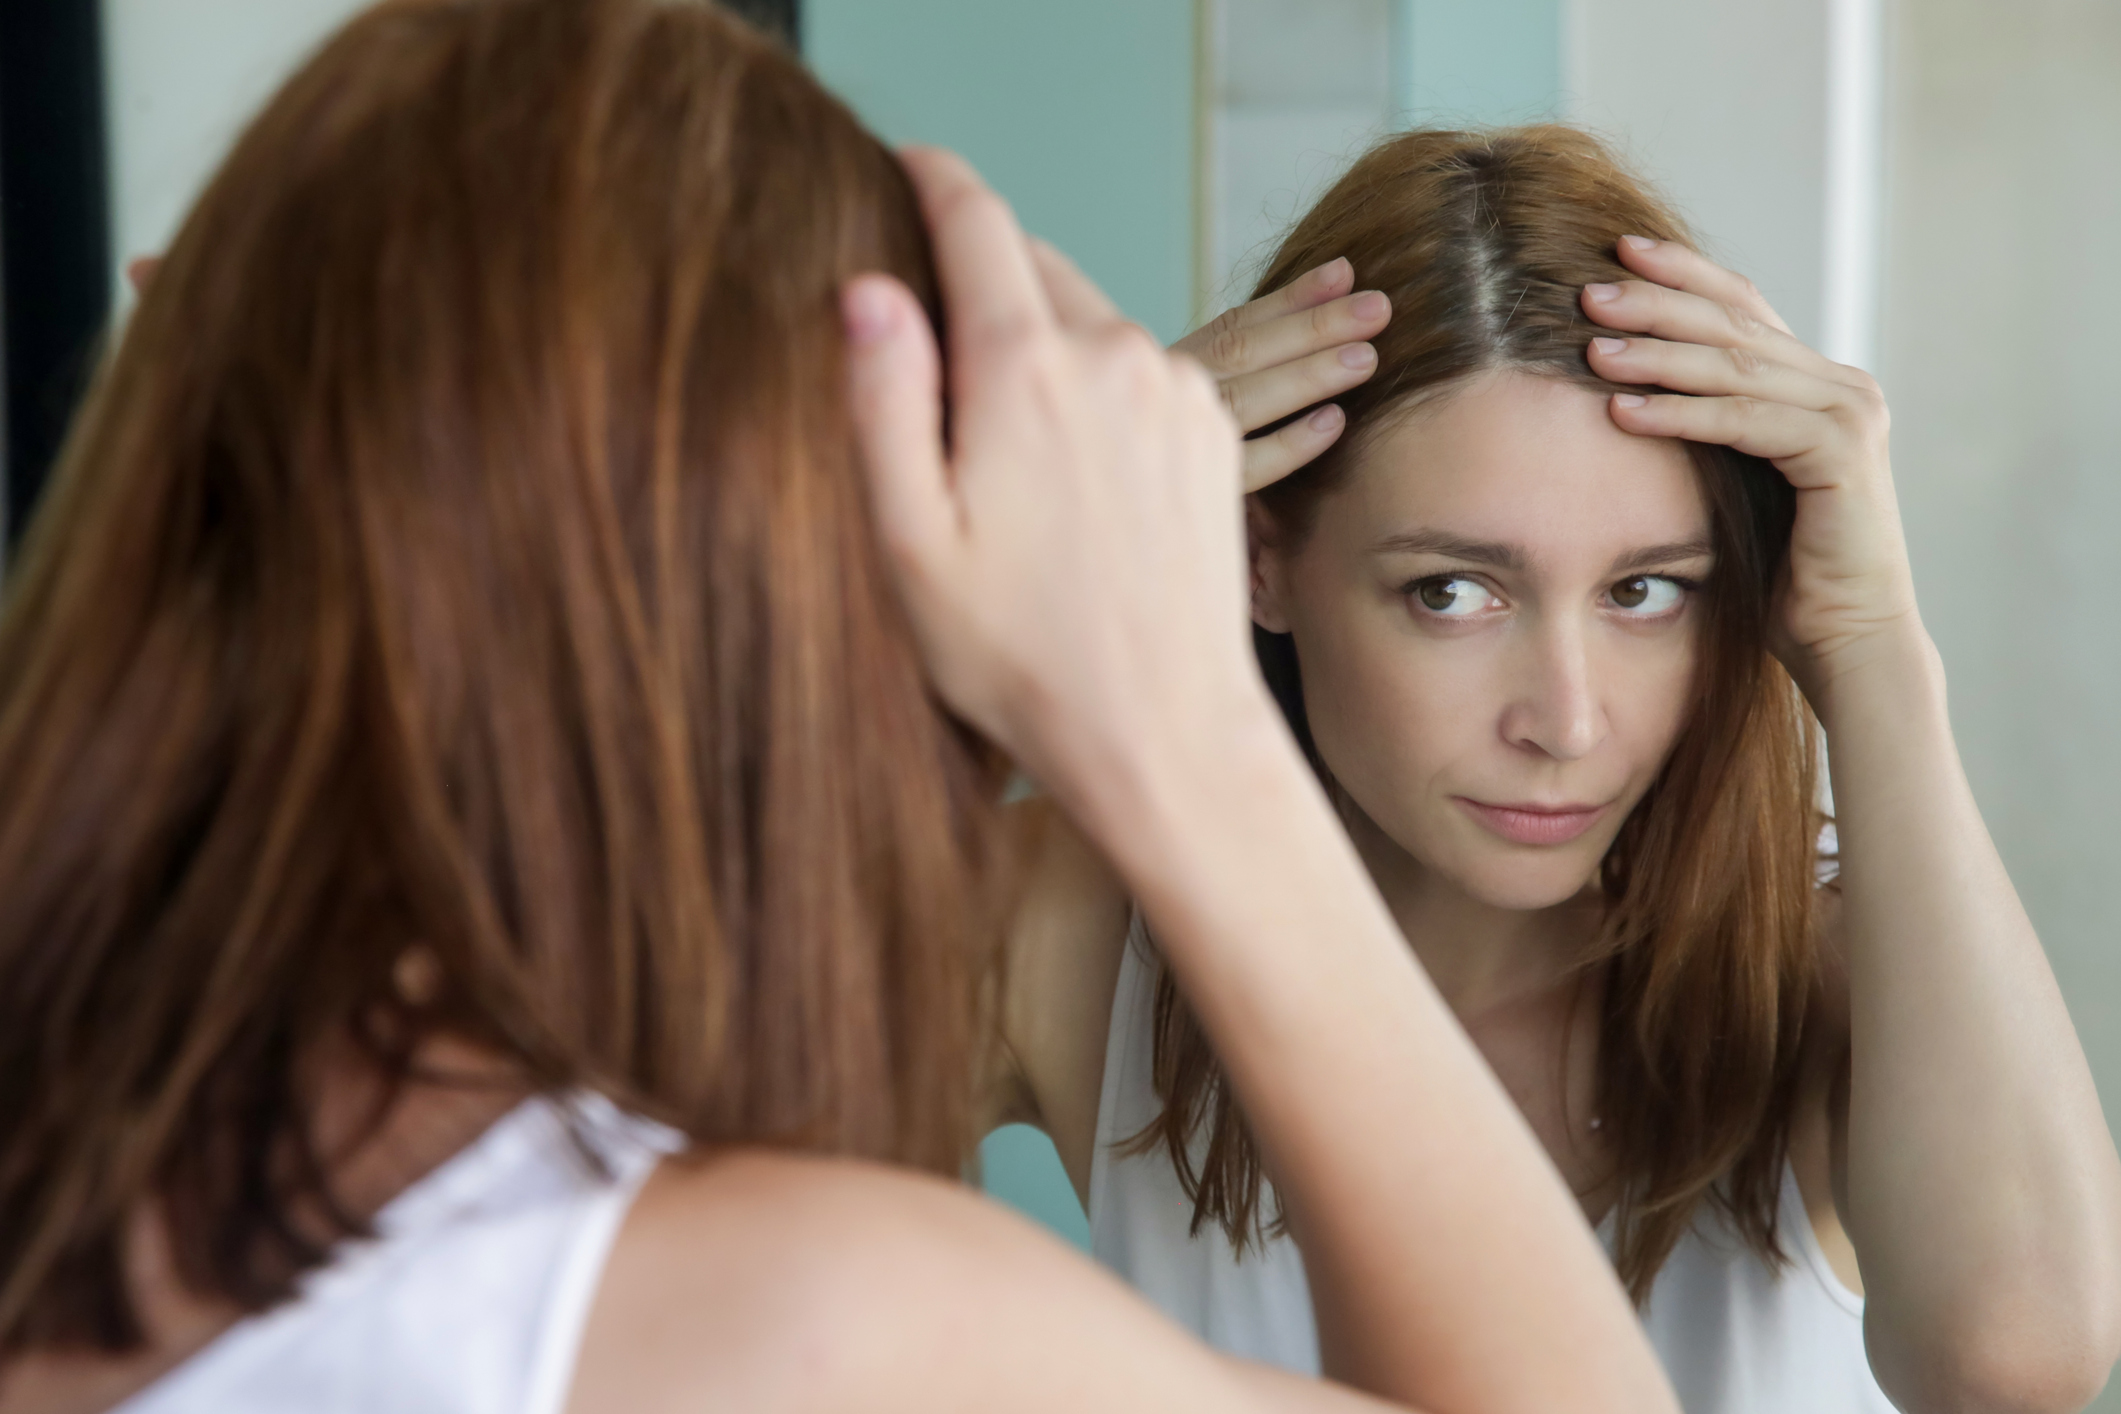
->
[
  {"left": 1412, "top": 576, "right": 1499, "bottom": 617},
  {"left": 1608, "top": 575, "right": 1686, "bottom": 615}
]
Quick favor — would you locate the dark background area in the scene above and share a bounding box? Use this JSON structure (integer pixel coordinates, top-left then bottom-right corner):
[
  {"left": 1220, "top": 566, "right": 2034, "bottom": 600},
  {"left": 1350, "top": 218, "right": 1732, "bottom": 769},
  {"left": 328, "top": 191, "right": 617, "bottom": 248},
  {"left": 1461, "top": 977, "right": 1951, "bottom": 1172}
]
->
[
  {"left": 1, "top": 0, "right": 112, "bottom": 553},
  {"left": 0, "top": 0, "right": 796, "bottom": 556}
]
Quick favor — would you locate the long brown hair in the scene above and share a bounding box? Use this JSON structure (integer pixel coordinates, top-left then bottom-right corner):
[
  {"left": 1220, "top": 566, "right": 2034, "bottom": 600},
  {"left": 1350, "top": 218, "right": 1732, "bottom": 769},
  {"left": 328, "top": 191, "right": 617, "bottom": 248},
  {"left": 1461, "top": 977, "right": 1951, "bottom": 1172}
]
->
[
  {"left": 0, "top": 0, "right": 1010, "bottom": 1354},
  {"left": 1137, "top": 126, "right": 1822, "bottom": 1300}
]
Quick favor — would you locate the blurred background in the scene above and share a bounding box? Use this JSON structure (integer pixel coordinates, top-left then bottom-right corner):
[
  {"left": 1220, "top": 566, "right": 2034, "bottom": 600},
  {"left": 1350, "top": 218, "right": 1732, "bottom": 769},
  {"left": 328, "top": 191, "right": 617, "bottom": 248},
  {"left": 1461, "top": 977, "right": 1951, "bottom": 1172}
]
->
[{"left": 2, "top": 0, "right": 2115, "bottom": 1388}]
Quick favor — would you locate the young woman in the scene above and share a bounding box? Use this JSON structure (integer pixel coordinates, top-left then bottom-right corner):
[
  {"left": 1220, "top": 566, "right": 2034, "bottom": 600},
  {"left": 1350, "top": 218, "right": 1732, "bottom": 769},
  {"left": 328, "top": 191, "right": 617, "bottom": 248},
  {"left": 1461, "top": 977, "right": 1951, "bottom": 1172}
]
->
[
  {"left": 0, "top": 6, "right": 1679, "bottom": 1413},
  {"left": 987, "top": 126, "right": 2121, "bottom": 1414}
]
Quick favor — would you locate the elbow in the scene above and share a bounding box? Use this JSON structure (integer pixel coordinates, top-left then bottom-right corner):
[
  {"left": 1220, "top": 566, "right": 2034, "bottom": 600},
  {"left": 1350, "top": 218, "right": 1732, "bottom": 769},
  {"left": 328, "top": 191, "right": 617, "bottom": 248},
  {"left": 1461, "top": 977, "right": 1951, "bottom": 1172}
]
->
[{"left": 1876, "top": 1297, "right": 2121, "bottom": 1414}]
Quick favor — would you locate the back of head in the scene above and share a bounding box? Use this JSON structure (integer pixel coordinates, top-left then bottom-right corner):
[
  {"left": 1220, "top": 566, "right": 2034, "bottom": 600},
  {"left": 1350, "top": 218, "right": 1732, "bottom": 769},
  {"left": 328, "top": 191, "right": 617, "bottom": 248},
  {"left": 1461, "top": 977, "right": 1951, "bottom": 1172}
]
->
[
  {"left": 1149, "top": 126, "right": 1821, "bottom": 1299},
  {"left": 0, "top": 0, "right": 1006, "bottom": 1353}
]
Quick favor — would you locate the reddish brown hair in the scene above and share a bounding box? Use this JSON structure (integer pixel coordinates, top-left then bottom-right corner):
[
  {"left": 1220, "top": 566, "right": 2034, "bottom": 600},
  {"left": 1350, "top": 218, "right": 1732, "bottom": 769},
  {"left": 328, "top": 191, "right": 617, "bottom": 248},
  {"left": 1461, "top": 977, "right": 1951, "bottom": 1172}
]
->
[
  {"left": 1137, "top": 126, "right": 1823, "bottom": 1300},
  {"left": 0, "top": 0, "right": 1010, "bottom": 1353}
]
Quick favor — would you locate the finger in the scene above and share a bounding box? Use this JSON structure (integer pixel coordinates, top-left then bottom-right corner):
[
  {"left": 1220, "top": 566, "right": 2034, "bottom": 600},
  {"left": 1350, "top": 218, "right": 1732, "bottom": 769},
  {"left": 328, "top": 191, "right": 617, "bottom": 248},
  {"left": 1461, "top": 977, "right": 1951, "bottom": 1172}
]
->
[
  {"left": 1185, "top": 288, "right": 1392, "bottom": 381},
  {"left": 1586, "top": 335, "right": 1841, "bottom": 413},
  {"left": 127, "top": 256, "right": 162, "bottom": 296},
  {"left": 1580, "top": 279, "right": 1847, "bottom": 382},
  {"left": 1607, "top": 391, "right": 1841, "bottom": 480},
  {"left": 1242, "top": 404, "right": 1348, "bottom": 493},
  {"left": 898, "top": 146, "right": 1054, "bottom": 359},
  {"left": 1221, "top": 339, "right": 1378, "bottom": 434},
  {"left": 843, "top": 274, "right": 957, "bottom": 564},
  {"left": 1612, "top": 235, "right": 1791, "bottom": 336},
  {"left": 1216, "top": 257, "right": 1356, "bottom": 335},
  {"left": 1171, "top": 258, "right": 1369, "bottom": 367},
  {"left": 1028, "top": 238, "right": 1123, "bottom": 330}
]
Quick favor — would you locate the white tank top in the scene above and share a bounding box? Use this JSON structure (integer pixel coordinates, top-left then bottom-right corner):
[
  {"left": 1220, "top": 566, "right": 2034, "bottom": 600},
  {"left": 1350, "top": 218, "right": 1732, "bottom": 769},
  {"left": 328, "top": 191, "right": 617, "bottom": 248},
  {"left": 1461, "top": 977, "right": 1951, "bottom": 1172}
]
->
[
  {"left": 1089, "top": 922, "right": 1897, "bottom": 1414},
  {"left": 117, "top": 1092, "right": 681, "bottom": 1414}
]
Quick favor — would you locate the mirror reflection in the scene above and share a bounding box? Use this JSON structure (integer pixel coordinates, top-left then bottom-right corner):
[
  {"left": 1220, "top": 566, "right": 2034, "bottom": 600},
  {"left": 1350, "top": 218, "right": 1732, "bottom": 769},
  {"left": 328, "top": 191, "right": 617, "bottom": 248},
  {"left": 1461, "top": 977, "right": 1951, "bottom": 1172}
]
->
[{"left": 0, "top": 3, "right": 2114, "bottom": 1414}]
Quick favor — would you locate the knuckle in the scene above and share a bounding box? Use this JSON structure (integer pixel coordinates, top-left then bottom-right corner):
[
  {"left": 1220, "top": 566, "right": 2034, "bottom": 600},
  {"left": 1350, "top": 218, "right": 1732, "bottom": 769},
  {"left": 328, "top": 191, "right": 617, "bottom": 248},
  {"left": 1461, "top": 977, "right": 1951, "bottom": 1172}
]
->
[
  {"left": 1838, "top": 375, "right": 1890, "bottom": 434},
  {"left": 1722, "top": 304, "right": 1768, "bottom": 342},
  {"left": 982, "top": 315, "right": 1049, "bottom": 372},
  {"left": 1098, "top": 320, "right": 1166, "bottom": 371},
  {"left": 1726, "top": 345, "right": 1770, "bottom": 379},
  {"left": 875, "top": 505, "right": 943, "bottom": 569},
  {"left": 1203, "top": 319, "right": 1254, "bottom": 373},
  {"left": 1094, "top": 324, "right": 1169, "bottom": 398},
  {"left": 932, "top": 181, "right": 1010, "bottom": 239}
]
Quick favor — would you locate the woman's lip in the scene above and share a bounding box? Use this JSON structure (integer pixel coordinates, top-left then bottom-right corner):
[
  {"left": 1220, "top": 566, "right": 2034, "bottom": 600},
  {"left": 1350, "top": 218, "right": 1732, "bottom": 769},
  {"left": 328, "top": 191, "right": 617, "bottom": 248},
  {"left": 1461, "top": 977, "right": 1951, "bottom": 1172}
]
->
[{"left": 1454, "top": 798, "right": 1610, "bottom": 846}]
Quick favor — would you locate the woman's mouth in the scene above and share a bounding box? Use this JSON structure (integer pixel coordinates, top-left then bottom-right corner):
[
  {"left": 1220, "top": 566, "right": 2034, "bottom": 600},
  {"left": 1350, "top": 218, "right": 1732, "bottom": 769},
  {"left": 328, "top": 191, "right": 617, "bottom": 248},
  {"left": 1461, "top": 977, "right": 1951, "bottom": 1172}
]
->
[{"left": 1454, "top": 798, "right": 1610, "bottom": 846}]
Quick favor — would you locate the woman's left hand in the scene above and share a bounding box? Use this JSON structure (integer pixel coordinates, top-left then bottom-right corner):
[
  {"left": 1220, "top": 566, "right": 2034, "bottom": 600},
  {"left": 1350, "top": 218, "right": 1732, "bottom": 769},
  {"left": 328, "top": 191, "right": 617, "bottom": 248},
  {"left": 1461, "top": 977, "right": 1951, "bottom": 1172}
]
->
[{"left": 1579, "top": 238, "right": 1919, "bottom": 703}]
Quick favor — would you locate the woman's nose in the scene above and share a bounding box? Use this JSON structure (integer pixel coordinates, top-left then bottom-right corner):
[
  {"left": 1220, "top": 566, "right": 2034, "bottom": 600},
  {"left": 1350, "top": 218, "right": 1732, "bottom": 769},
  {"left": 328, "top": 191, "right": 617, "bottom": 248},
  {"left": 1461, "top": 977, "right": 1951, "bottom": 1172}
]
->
[{"left": 1498, "top": 618, "right": 1607, "bottom": 762}]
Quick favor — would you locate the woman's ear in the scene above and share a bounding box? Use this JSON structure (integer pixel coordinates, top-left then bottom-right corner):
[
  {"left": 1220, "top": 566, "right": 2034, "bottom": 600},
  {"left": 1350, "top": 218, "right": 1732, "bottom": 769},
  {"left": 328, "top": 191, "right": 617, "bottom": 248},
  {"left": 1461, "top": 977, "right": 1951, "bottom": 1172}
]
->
[{"left": 1246, "top": 498, "right": 1294, "bottom": 635}]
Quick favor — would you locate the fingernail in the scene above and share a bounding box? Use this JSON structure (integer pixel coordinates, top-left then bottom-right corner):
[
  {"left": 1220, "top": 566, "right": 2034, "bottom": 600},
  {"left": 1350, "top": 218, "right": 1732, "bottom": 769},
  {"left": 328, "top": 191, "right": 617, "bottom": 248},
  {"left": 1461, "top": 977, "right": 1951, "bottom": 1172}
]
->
[
  {"left": 1621, "top": 235, "right": 1658, "bottom": 251},
  {"left": 1592, "top": 336, "right": 1628, "bottom": 355},
  {"left": 1308, "top": 404, "right": 1345, "bottom": 433},
  {"left": 1585, "top": 283, "right": 1622, "bottom": 303},
  {"left": 842, "top": 279, "right": 898, "bottom": 343},
  {"left": 1316, "top": 257, "right": 1353, "bottom": 285},
  {"left": 1613, "top": 393, "right": 1648, "bottom": 408},
  {"left": 1339, "top": 342, "right": 1377, "bottom": 370},
  {"left": 1351, "top": 290, "right": 1390, "bottom": 322}
]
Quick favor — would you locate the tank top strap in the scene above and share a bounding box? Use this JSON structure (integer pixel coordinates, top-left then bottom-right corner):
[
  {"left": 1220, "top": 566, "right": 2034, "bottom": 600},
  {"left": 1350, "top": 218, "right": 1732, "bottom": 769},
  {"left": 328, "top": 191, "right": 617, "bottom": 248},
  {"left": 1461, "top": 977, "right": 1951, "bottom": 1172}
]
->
[{"left": 118, "top": 1092, "right": 682, "bottom": 1414}]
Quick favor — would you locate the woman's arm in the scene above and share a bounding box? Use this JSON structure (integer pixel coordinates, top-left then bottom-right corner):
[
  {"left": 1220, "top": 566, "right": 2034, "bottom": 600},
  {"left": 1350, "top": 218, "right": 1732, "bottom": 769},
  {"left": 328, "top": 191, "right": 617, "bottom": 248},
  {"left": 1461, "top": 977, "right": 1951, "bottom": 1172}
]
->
[
  {"left": 849, "top": 145, "right": 1676, "bottom": 1414},
  {"left": 984, "top": 267, "right": 1392, "bottom": 1194},
  {"left": 575, "top": 1149, "right": 1412, "bottom": 1414},
  {"left": 1580, "top": 237, "right": 2121, "bottom": 1414}
]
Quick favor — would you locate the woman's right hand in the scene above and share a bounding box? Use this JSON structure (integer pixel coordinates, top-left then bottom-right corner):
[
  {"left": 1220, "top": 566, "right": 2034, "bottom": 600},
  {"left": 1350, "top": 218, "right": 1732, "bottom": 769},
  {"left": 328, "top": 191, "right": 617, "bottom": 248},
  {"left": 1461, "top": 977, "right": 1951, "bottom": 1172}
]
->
[
  {"left": 844, "top": 148, "right": 1277, "bottom": 829},
  {"left": 1171, "top": 260, "right": 1391, "bottom": 492}
]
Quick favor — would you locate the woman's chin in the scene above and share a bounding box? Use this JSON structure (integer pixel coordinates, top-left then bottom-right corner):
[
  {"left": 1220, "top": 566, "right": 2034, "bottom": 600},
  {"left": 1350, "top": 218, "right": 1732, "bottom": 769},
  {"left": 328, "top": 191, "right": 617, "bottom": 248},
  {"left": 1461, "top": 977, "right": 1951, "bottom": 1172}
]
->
[{"left": 1442, "top": 848, "right": 1604, "bottom": 914}]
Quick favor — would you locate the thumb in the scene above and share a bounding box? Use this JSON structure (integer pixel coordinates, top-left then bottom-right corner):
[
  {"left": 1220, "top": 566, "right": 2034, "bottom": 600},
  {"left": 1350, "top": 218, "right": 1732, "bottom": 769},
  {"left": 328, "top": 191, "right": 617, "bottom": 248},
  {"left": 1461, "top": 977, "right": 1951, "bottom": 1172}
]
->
[{"left": 844, "top": 273, "right": 955, "bottom": 572}]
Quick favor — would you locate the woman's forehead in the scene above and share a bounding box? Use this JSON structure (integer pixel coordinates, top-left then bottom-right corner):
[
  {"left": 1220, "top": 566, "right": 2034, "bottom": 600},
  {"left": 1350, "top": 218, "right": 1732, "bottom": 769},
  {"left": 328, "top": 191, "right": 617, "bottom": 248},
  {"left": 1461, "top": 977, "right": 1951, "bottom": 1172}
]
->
[{"left": 1325, "top": 370, "right": 1710, "bottom": 562}]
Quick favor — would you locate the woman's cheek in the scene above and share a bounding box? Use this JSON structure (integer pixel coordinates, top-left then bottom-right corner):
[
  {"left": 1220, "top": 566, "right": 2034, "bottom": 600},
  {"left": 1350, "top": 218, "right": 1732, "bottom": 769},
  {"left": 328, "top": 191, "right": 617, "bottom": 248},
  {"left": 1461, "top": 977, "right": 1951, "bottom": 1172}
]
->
[
  {"left": 1300, "top": 613, "right": 1483, "bottom": 813},
  {"left": 1610, "top": 626, "right": 1699, "bottom": 775}
]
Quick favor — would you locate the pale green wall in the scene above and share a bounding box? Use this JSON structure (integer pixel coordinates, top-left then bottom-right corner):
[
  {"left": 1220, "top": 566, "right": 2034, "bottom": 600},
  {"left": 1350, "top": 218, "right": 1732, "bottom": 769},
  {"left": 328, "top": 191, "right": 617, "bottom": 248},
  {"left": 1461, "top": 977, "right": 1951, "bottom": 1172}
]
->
[
  {"left": 804, "top": 0, "right": 1197, "bottom": 1248},
  {"left": 806, "top": 0, "right": 1198, "bottom": 343},
  {"left": 1393, "top": 0, "right": 1564, "bottom": 127}
]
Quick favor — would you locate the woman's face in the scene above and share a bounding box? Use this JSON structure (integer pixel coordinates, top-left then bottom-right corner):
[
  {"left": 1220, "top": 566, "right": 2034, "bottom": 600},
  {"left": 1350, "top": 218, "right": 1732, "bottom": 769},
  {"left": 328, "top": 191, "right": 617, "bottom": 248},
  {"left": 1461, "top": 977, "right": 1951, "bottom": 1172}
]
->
[{"left": 1253, "top": 370, "right": 1711, "bottom": 912}]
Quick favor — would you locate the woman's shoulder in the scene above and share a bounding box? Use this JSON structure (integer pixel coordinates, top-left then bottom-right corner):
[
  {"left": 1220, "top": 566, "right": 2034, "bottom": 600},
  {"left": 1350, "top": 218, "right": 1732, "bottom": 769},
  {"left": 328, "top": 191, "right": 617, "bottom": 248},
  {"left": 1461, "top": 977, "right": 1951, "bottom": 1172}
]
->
[{"left": 565, "top": 1149, "right": 1253, "bottom": 1414}]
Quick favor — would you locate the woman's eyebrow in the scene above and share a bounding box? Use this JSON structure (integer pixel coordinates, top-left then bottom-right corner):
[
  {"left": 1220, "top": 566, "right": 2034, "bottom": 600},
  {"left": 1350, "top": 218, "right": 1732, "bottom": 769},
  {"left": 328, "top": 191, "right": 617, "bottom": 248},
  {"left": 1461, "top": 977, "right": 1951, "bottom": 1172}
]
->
[
  {"left": 1607, "top": 539, "right": 1715, "bottom": 575},
  {"left": 1369, "top": 529, "right": 1527, "bottom": 570}
]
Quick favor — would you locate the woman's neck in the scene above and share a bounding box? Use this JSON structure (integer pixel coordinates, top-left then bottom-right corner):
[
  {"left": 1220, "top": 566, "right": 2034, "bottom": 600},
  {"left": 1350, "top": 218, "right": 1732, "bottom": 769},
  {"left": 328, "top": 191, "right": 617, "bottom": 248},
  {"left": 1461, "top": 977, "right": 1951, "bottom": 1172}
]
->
[
  {"left": 1340, "top": 799, "right": 1602, "bottom": 1022},
  {"left": 0, "top": 1034, "right": 525, "bottom": 1414},
  {"left": 1339, "top": 797, "right": 1617, "bottom": 1213}
]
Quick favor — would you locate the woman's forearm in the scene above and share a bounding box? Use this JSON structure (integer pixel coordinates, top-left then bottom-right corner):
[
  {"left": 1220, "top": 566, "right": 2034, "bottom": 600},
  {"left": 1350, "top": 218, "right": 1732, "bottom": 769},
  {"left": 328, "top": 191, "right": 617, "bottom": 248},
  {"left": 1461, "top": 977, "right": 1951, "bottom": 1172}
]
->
[
  {"left": 1820, "top": 622, "right": 2121, "bottom": 1408},
  {"left": 1068, "top": 702, "right": 1677, "bottom": 1414}
]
